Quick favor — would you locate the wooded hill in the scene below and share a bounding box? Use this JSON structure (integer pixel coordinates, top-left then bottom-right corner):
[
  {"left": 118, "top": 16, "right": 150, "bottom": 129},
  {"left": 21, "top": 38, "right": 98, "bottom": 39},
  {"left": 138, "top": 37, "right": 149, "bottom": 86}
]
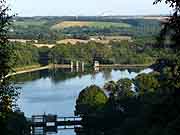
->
[{"left": 9, "top": 16, "right": 163, "bottom": 43}]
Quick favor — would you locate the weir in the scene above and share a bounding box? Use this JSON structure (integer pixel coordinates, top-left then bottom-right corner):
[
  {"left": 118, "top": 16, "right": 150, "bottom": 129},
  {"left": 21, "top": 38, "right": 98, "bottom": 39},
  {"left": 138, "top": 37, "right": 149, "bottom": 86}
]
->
[{"left": 30, "top": 114, "right": 82, "bottom": 135}]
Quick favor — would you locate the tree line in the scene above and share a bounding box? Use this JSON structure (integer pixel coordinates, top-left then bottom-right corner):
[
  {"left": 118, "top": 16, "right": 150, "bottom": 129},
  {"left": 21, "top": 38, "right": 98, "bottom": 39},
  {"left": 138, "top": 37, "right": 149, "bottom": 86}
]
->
[{"left": 11, "top": 38, "right": 175, "bottom": 69}]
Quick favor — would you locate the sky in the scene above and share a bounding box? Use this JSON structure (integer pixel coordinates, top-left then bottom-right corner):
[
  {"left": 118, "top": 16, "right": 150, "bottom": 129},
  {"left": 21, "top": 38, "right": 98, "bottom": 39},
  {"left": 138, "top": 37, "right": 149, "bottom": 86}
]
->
[{"left": 9, "top": 0, "right": 171, "bottom": 17}]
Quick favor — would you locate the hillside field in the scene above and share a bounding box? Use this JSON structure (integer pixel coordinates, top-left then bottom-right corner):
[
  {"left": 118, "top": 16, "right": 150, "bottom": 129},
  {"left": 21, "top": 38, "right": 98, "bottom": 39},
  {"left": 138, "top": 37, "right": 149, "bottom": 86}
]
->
[
  {"left": 51, "top": 21, "right": 132, "bottom": 29},
  {"left": 13, "top": 20, "right": 47, "bottom": 27},
  {"left": 10, "top": 16, "right": 162, "bottom": 41}
]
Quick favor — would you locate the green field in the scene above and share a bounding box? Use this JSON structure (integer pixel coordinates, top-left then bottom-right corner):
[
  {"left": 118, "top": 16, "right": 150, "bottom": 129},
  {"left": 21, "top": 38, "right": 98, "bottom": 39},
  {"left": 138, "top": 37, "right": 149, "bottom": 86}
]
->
[
  {"left": 51, "top": 21, "right": 132, "bottom": 29},
  {"left": 90, "top": 21, "right": 131, "bottom": 28},
  {"left": 13, "top": 20, "right": 47, "bottom": 27}
]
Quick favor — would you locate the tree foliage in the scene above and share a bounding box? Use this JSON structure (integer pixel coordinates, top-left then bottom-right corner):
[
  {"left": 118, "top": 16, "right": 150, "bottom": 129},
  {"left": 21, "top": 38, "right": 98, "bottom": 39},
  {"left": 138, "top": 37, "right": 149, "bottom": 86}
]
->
[
  {"left": 116, "top": 79, "right": 133, "bottom": 97},
  {"left": 154, "top": 0, "right": 180, "bottom": 50},
  {"left": 134, "top": 73, "right": 160, "bottom": 94},
  {"left": 75, "top": 85, "right": 108, "bottom": 116},
  {"left": 0, "top": 0, "right": 14, "bottom": 79},
  {"left": 0, "top": 1, "right": 28, "bottom": 135},
  {"left": 104, "top": 79, "right": 133, "bottom": 98},
  {"left": 0, "top": 0, "right": 19, "bottom": 113}
]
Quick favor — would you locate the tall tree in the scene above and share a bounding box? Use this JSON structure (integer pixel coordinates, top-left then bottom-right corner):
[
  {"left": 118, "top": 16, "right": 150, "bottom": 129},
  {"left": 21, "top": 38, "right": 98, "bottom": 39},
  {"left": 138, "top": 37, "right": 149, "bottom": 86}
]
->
[
  {"left": 0, "top": 0, "right": 14, "bottom": 77},
  {"left": 0, "top": 0, "right": 18, "bottom": 114},
  {"left": 0, "top": 1, "right": 27, "bottom": 134}
]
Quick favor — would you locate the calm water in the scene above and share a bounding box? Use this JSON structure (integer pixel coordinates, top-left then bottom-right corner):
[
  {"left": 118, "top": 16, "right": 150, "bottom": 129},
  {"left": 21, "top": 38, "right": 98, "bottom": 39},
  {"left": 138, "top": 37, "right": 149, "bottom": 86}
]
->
[{"left": 14, "top": 68, "right": 152, "bottom": 135}]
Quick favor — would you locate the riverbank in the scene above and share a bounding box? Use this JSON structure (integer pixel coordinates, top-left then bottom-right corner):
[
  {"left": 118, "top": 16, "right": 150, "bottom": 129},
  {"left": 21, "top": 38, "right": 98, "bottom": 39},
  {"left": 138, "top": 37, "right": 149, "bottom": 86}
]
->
[
  {"left": 6, "top": 63, "right": 152, "bottom": 77},
  {"left": 6, "top": 64, "right": 72, "bottom": 77},
  {"left": 6, "top": 65, "right": 50, "bottom": 77},
  {"left": 15, "top": 65, "right": 42, "bottom": 72},
  {"left": 97, "top": 63, "right": 152, "bottom": 68}
]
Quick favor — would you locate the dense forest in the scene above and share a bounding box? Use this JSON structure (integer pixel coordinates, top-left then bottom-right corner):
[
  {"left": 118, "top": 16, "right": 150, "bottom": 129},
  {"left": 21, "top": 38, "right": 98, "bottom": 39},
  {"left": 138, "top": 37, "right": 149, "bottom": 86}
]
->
[{"left": 12, "top": 38, "right": 175, "bottom": 69}]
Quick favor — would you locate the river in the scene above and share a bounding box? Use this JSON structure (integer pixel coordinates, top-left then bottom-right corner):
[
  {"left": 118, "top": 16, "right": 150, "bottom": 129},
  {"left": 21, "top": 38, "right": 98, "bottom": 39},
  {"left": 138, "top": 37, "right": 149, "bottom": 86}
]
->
[{"left": 14, "top": 68, "right": 152, "bottom": 135}]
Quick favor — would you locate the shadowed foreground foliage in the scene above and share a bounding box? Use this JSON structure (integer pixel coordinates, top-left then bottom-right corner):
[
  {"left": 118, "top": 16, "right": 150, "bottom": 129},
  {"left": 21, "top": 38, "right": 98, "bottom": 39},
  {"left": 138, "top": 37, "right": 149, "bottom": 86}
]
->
[
  {"left": 75, "top": 58, "right": 180, "bottom": 135},
  {"left": 0, "top": 1, "right": 29, "bottom": 134},
  {"left": 75, "top": 1, "right": 180, "bottom": 134}
]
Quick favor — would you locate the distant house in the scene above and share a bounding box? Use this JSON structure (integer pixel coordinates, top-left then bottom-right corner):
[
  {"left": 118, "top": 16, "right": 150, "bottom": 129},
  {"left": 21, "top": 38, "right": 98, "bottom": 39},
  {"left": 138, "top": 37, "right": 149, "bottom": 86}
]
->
[{"left": 94, "top": 61, "right": 100, "bottom": 67}]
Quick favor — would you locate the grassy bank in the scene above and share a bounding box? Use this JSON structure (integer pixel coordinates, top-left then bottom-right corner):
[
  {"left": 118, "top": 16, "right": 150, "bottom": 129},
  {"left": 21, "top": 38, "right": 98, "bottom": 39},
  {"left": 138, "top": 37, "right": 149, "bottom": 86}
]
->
[
  {"left": 97, "top": 63, "right": 153, "bottom": 68},
  {"left": 15, "top": 65, "right": 42, "bottom": 72}
]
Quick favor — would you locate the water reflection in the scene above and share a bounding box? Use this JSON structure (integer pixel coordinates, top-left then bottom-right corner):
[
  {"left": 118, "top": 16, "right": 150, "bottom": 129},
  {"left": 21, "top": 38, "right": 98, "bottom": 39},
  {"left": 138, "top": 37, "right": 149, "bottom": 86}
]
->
[
  {"left": 74, "top": 127, "right": 118, "bottom": 135},
  {"left": 14, "top": 68, "right": 152, "bottom": 135},
  {"left": 14, "top": 68, "right": 148, "bottom": 84},
  {"left": 32, "top": 126, "right": 126, "bottom": 135}
]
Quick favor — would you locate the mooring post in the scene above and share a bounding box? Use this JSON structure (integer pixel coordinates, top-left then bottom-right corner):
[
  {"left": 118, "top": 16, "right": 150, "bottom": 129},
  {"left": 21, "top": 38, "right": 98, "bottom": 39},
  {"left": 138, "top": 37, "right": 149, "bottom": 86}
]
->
[
  {"left": 81, "top": 62, "right": 84, "bottom": 72},
  {"left": 94, "top": 61, "right": 99, "bottom": 68},
  {"left": 43, "top": 114, "right": 46, "bottom": 124},
  {"left": 94, "top": 61, "right": 100, "bottom": 72},
  {"left": 31, "top": 116, "right": 35, "bottom": 135},
  {"left": 71, "top": 61, "right": 73, "bottom": 69},
  {"left": 76, "top": 61, "right": 79, "bottom": 72},
  {"left": 70, "top": 61, "right": 74, "bottom": 72},
  {"left": 64, "top": 117, "right": 66, "bottom": 129}
]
